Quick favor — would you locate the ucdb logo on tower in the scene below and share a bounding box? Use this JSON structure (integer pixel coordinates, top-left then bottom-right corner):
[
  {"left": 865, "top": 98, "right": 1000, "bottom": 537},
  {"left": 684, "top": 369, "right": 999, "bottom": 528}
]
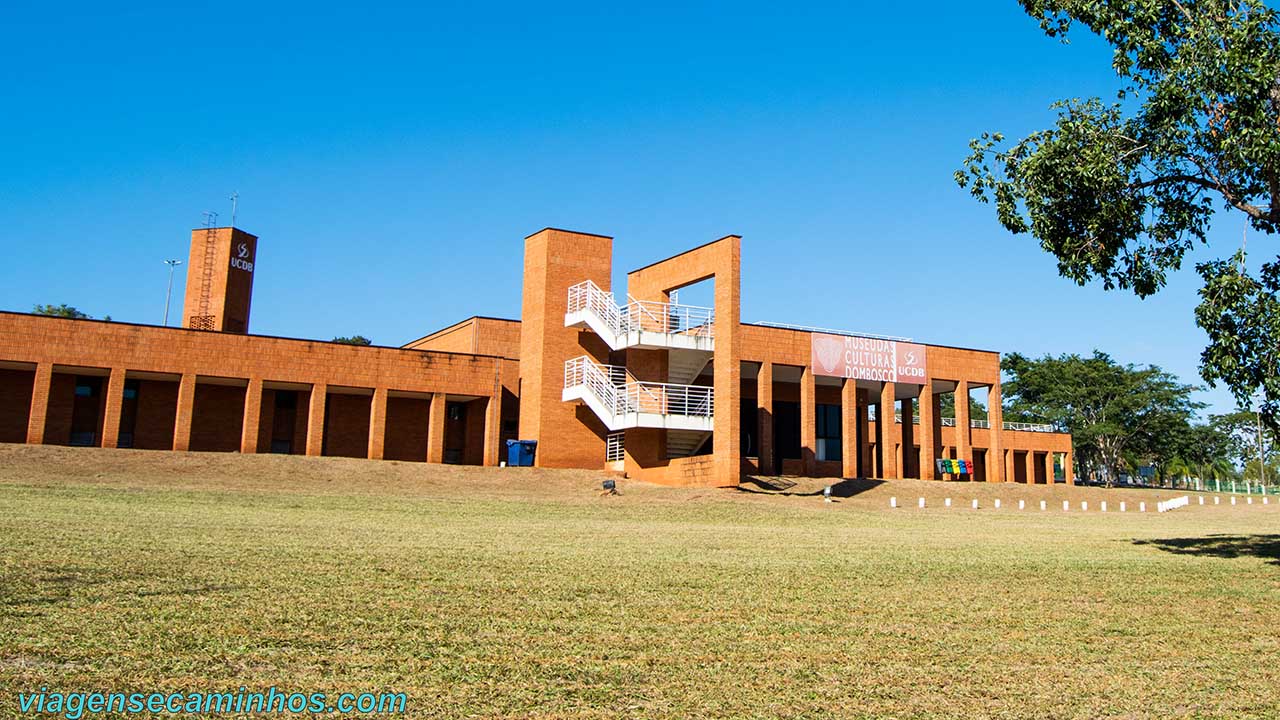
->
[{"left": 230, "top": 242, "right": 255, "bottom": 274}]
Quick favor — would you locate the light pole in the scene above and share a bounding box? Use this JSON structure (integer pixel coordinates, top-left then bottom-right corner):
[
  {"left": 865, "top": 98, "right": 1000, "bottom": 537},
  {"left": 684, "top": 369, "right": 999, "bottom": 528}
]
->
[
  {"left": 163, "top": 259, "right": 182, "bottom": 326},
  {"left": 1258, "top": 403, "right": 1268, "bottom": 491}
]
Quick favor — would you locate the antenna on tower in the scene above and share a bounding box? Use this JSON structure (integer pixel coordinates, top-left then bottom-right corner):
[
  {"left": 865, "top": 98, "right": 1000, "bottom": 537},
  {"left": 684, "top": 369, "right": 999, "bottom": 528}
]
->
[{"left": 230, "top": 191, "right": 239, "bottom": 228}]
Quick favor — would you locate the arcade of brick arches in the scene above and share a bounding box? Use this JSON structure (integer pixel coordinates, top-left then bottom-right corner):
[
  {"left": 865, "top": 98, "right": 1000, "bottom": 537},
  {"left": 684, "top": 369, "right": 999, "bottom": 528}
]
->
[{"left": 0, "top": 226, "right": 1071, "bottom": 488}]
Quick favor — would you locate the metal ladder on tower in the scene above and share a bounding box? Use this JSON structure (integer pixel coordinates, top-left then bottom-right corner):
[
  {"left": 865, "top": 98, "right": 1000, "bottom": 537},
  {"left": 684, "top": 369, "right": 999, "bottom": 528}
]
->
[{"left": 190, "top": 212, "right": 219, "bottom": 330}]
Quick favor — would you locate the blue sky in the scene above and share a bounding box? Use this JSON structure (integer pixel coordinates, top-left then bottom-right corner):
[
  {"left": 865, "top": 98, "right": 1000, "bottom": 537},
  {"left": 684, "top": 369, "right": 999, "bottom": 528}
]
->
[{"left": 0, "top": 2, "right": 1249, "bottom": 416}]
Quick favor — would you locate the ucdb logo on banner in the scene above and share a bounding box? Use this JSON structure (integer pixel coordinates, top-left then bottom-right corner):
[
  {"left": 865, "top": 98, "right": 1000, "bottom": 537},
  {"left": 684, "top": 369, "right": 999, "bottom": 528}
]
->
[{"left": 809, "top": 332, "right": 926, "bottom": 384}]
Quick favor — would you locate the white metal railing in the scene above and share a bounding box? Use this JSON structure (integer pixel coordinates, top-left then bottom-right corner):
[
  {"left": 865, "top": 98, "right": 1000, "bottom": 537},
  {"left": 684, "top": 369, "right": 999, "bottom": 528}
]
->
[
  {"left": 568, "top": 280, "right": 715, "bottom": 339},
  {"left": 606, "top": 432, "right": 625, "bottom": 462},
  {"left": 623, "top": 381, "right": 714, "bottom": 417},
  {"left": 752, "top": 321, "right": 911, "bottom": 343},
  {"left": 568, "top": 280, "right": 627, "bottom": 338},
  {"left": 625, "top": 298, "right": 715, "bottom": 337},
  {"left": 893, "top": 413, "right": 1057, "bottom": 433},
  {"left": 565, "top": 356, "right": 623, "bottom": 414},
  {"left": 565, "top": 356, "right": 714, "bottom": 420},
  {"left": 1001, "top": 421, "right": 1057, "bottom": 433}
]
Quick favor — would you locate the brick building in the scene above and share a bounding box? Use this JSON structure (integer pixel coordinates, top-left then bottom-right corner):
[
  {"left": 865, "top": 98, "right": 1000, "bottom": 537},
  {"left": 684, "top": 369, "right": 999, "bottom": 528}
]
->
[{"left": 0, "top": 225, "right": 1072, "bottom": 487}]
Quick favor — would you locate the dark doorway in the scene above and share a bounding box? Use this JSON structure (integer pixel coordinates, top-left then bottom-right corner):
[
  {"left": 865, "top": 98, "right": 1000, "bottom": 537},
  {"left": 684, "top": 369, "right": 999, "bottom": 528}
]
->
[
  {"left": 269, "top": 390, "right": 299, "bottom": 454},
  {"left": 773, "top": 400, "right": 801, "bottom": 474},
  {"left": 740, "top": 402, "right": 758, "bottom": 458},
  {"left": 69, "top": 377, "right": 104, "bottom": 446},
  {"left": 444, "top": 401, "right": 467, "bottom": 464},
  {"left": 118, "top": 380, "right": 140, "bottom": 448}
]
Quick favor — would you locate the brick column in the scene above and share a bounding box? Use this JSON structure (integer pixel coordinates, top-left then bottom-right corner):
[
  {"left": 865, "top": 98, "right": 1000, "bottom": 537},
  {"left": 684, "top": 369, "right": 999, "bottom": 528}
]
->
[
  {"left": 955, "top": 380, "right": 971, "bottom": 465},
  {"left": 1045, "top": 450, "right": 1055, "bottom": 485},
  {"left": 919, "top": 380, "right": 935, "bottom": 480},
  {"left": 482, "top": 392, "right": 500, "bottom": 467},
  {"left": 1004, "top": 448, "right": 1015, "bottom": 484},
  {"left": 305, "top": 383, "right": 327, "bottom": 457},
  {"left": 987, "top": 383, "right": 1004, "bottom": 482},
  {"left": 800, "top": 366, "right": 816, "bottom": 475},
  {"left": 26, "top": 362, "right": 54, "bottom": 445},
  {"left": 99, "top": 368, "right": 127, "bottom": 449},
  {"left": 1025, "top": 450, "right": 1036, "bottom": 485},
  {"left": 878, "top": 382, "right": 898, "bottom": 479},
  {"left": 858, "top": 389, "right": 871, "bottom": 476},
  {"left": 932, "top": 393, "right": 945, "bottom": 479},
  {"left": 841, "top": 379, "right": 859, "bottom": 479},
  {"left": 173, "top": 373, "right": 196, "bottom": 452},
  {"left": 899, "top": 397, "right": 915, "bottom": 478},
  {"left": 757, "top": 362, "right": 773, "bottom": 475},
  {"left": 241, "top": 377, "right": 263, "bottom": 454},
  {"left": 426, "top": 392, "right": 446, "bottom": 463},
  {"left": 1064, "top": 449, "right": 1075, "bottom": 485},
  {"left": 367, "top": 387, "right": 387, "bottom": 460}
]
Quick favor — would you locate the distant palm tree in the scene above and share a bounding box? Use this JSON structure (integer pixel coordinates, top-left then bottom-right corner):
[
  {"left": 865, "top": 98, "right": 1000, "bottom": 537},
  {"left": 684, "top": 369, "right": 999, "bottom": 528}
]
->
[
  {"left": 1164, "top": 457, "right": 1195, "bottom": 489},
  {"left": 1198, "top": 457, "right": 1236, "bottom": 486}
]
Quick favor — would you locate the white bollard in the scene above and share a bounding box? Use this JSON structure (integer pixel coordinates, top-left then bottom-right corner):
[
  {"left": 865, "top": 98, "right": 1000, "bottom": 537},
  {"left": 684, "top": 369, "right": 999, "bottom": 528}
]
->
[
  {"left": 919, "top": 497, "right": 926, "bottom": 509},
  {"left": 1199, "top": 496, "right": 1204, "bottom": 505},
  {"left": 995, "top": 499, "right": 1002, "bottom": 509},
  {"left": 1063, "top": 500, "right": 1070, "bottom": 511},
  {"left": 972, "top": 499, "right": 979, "bottom": 509},
  {"left": 1231, "top": 497, "right": 1237, "bottom": 506},
  {"left": 1248, "top": 497, "right": 1253, "bottom": 505},
  {"left": 1019, "top": 499, "right": 1025, "bottom": 510},
  {"left": 1140, "top": 502, "right": 1147, "bottom": 512},
  {"left": 1101, "top": 501, "right": 1107, "bottom": 512},
  {"left": 1081, "top": 501, "right": 1088, "bottom": 511},
  {"left": 1120, "top": 502, "right": 1127, "bottom": 512},
  {"left": 945, "top": 498, "right": 952, "bottom": 507},
  {"left": 1214, "top": 496, "right": 1220, "bottom": 505},
  {"left": 1265, "top": 497, "right": 1270, "bottom": 505},
  {"left": 890, "top": 497, "right": 898, "bottom": 508},
  {"left": 1040, "top": 500, "right": 1047, "bottom": 511}
]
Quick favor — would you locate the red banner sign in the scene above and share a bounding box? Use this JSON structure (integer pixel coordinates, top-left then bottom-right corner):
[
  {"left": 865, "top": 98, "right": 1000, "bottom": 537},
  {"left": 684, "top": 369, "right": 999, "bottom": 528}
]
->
[{"left": 810, "top": 333, "right": 927, "bottom": 384}]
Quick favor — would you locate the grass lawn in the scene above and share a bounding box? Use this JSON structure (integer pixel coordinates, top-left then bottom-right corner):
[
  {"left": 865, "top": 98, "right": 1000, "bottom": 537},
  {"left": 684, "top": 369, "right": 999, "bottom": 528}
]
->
[{"left": 1, "top": 444, "right": 1278, "bottom": 719}]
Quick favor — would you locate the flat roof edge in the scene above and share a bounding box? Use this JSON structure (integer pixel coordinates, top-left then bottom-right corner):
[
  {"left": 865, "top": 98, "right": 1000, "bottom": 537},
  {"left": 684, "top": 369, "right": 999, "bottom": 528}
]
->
[{"left": 0, "top": 311, "right": 506, "bottom": 361}]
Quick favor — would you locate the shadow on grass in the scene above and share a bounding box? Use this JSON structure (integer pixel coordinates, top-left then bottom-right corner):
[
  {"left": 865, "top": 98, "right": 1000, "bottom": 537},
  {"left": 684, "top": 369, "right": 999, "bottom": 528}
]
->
[
  {"left": 1132, "top": 534, "right": 1280, "bottom": 566},
  {"left": 737, "top": 477, "right": 885, "bottom": 498}
]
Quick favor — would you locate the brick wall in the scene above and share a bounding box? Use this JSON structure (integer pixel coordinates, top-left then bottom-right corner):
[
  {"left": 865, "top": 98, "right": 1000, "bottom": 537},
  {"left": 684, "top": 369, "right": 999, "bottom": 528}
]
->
[
  {"left": 191, "top": 384, "right": 245, "bottom": 452},
  {"left": 0, "top": 368, "right": 34, "bottom": 443},
  {"left": 519, "top": 228, "right": 613, "bottom": 468},
  {"left": 131, "top": 379, "right": 179, "bottom": 450},
  {"left": 323, "top": 392, "right": 372, "bottom": 459},
  {"left": 0, "top": 312, "right": 510, "bottom": 466},
  {"left": 384, "top": 396, "right": 430, "bottom": 462}
]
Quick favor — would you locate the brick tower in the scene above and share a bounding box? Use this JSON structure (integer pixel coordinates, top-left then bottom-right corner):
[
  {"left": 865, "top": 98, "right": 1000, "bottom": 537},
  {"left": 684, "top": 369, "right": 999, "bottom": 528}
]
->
[{"left": 181, "top": 227, "right": 258, "bottom": 333}]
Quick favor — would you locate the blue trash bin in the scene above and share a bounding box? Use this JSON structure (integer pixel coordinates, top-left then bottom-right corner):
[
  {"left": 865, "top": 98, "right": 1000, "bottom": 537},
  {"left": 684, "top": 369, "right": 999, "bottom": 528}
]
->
[{"left": 506, "top": 439, "right": 537, "bottom": 467}]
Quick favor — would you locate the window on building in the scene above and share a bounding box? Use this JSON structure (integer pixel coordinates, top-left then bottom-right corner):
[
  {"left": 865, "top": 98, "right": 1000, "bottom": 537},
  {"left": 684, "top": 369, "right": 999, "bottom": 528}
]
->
[
  {"left": 74, "top": 383, "right": 94, "bottom": 398},
  {"left": 816, "top": 403, "right": 842, "bottom": 462}
]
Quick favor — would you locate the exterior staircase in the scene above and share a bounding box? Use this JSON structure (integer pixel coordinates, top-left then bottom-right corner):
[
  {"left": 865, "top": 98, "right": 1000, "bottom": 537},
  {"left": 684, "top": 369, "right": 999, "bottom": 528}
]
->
[
  {"left": 667, "top": 349, "right": 712, "bottom": 385},
  {"left": 563, "top": 356, "right": 714, "bottom": 432},
  {"left": 565, "top": 280, "right": 715, "bottom": 352},
  {"left": 667, "top": 429, "right": 711, "bottom": 459}
]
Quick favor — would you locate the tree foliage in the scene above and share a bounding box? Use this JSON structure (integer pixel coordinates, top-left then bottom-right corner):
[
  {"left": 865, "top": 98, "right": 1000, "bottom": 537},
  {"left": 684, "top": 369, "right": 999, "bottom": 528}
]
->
[
  {"left": 332, "top": 335, "right": 372, "bottom": 346},
  {"left": 33, "top": 304, "right": 92, "bottom": 319},
  {"left": 1001, "top": 351, "right": 1204, "bottom": 484},
  {"left": 957, "top": 0, "right": 1280, "bottom": 426}
]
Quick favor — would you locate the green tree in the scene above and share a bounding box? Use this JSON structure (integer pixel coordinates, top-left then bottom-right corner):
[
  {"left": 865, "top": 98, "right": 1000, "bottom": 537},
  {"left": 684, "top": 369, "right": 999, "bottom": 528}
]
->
[
  {"left": 33, "top": 304, "right": 91, "bottom": 319},
  {"left": 1001, "top": 351, "right": 1204, "bottom": 485},
  {"left": 332, "top": 335, "right": 372, "bottom": 346},
  {"left": 939, "top": 392, "right": 989, "bottom": 422},
  {"left": 1212, "top": 407, "right": 1278, "bottom": 474},
  {"left": 956, "top": 1, "right": 1280, "bottom": 428}
]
